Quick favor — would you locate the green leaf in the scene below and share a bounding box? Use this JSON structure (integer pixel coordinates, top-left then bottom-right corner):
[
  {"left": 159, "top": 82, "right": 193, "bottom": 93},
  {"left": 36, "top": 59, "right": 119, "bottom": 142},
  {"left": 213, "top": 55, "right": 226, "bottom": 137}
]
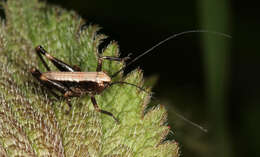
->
[{"left": 0, "top": 0, "right": 179, "bottom": 156}]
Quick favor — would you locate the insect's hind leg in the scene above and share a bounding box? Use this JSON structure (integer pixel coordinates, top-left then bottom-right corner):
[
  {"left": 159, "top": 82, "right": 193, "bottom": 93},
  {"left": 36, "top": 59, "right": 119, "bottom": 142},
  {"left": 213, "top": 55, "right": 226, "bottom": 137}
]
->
[
  {"left": 96, "top": 54, "right": 131, "bottom": 72},
  {"left": 35, "top": 45, "right": 80, "bottom": 72},
  {"left": 90, "top": 96, "right": 119, "bottom": 123},
  {"left": 31, "top": 68, "right": 71, "bottom": 97}
]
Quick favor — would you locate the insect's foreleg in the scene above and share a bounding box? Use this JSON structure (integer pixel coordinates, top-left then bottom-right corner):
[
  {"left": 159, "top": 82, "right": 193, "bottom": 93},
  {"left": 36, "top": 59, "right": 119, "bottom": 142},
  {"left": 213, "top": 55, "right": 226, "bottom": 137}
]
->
[
  {"left": 90, "top": 96, "right": 119, "bottom": 123},
  {"left": 96, "top": 54, "right": 131, "bottom": 72},
  {"left": 35, "top": 45, "right": 79, "bottom": 72}
]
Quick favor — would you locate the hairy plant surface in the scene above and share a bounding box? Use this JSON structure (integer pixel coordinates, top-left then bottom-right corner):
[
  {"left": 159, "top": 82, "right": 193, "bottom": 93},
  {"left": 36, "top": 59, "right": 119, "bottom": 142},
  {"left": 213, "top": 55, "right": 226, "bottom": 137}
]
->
[{"left": 0, "top": 0, "right": 179, "bottom": 156}]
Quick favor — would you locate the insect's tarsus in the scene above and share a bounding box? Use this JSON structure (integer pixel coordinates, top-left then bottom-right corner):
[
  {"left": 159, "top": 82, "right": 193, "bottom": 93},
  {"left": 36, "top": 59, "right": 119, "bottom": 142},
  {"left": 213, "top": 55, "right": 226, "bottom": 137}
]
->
[{"left": 111, "top": 30, "right": 231, "bottom": 78}]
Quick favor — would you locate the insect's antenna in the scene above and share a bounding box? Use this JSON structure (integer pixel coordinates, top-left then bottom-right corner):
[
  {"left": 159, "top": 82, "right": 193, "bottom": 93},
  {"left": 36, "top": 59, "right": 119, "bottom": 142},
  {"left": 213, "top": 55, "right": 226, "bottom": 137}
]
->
[
  {"left": 109, "top": 81, "right": 151, "bottom": 95},
  {"left": 172, "top": 110, "right": 208, "bottom": 133},
  {"left": 111, "top": 30, "right": 231, "bottom": 78}
]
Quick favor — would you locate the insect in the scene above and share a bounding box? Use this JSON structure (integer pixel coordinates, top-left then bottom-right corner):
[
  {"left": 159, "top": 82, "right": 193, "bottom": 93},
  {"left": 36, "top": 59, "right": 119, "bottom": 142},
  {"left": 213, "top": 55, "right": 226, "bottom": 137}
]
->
[
  {"left": 31, "top": 30, "right": 231, "bottom": 125},
  {"left": 31, "top": 45, "right": 133, "bottom": 122}
]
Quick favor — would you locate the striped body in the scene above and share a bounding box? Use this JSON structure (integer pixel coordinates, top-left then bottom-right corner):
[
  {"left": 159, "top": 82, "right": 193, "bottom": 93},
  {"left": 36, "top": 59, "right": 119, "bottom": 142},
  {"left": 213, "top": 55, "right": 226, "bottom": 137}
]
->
[
  {"left": 41, "top": 71, "right": 111, "bottom": 95},
  {"left": 42, "top": 72, "right": 111, "bottom": 83}
]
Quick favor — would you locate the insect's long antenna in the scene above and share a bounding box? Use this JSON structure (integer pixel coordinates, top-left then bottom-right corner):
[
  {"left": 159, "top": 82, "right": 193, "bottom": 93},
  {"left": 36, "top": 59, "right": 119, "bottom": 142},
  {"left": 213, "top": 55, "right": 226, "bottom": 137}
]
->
[
  {"left": 109, "top": 81, "right": 151, "bottom": 95},
  {"left": 110, "top": 81, "right": 208, "bottom": 132},
  {"left": 111, "top": 30, "right": 231, "bottom": 78},
  {"left": 172, "top": 110, "right": 208, "bottom": 133}
]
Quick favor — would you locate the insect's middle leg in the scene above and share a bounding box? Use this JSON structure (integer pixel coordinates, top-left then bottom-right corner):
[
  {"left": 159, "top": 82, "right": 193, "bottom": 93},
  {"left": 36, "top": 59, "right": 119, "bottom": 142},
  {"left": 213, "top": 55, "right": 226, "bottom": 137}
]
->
[
  {"left": 96, "top": 55, "right": 131, "bottom": 72},
  {"left": 90, "top": 96, "right": 119, "bottom": 122},
  {"left": 35, "top": 45, "right": 80, "bottom": 72}
]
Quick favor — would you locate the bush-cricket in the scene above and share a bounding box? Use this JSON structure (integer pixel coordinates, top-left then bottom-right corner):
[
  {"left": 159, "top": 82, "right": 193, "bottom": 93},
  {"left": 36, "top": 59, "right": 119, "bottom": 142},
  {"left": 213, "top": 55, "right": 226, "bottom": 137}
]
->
[{"left": 31, "top": 29, "right": 230, "bottom": 129}]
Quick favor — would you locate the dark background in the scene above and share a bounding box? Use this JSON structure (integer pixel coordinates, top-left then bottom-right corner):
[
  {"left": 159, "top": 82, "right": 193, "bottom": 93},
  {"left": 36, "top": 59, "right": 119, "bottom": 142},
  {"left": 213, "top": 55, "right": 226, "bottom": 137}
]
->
[{"left": 45, "top": 0, "right": 259, "bottom": 157}]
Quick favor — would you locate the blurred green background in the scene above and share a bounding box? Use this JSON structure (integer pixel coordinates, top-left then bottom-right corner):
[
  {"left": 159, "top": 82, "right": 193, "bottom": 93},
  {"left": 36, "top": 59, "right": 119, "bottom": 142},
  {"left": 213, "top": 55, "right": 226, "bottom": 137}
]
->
[{"left": 41, "top": 0, "right": 259, "bottom": 156}]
